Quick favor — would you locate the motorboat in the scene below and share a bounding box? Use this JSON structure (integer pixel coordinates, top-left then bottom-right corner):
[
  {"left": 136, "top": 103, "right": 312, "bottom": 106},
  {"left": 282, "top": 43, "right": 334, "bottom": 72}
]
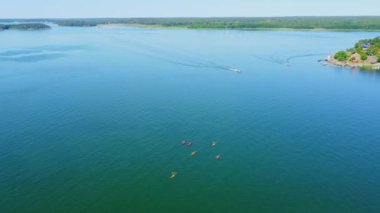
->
[{"left": 229, "top": 68, "right": 241, "bottom": 73}]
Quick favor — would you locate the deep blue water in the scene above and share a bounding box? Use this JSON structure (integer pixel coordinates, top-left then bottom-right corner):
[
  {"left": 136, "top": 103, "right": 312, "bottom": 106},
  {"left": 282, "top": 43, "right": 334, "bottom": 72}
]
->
[{"left": 0, "top": 27, "right": 379, "bottom": 212}]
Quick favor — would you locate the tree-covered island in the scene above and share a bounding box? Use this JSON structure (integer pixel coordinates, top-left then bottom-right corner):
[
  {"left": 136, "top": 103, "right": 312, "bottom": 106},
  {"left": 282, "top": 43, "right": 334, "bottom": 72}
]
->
[
  {"left": 327, "top": 37, "right": 380, "bottom": 70},
  {"left": 0, "top": 23, "right": 50, "bottom": 31}
]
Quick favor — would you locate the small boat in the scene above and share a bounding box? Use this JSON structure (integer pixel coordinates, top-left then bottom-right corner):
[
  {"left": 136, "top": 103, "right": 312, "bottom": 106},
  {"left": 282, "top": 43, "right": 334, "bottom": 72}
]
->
[
  {"left": 169, "top": 171, "right": 178, "bottom": 179},
  {"left": 212, "top": 141, "right": 217, "bottom": 147},
  {"left": 229, "top": 68, "right": 241, "bottom": 73},
  {"left": 187, "top": 141, "right": 193, "bottom": 147},
  {"left": 182, "top": 140, "right": 186, "bottom": 145},
  {"left": 216, "top": 154, "right": 221, "bottom": 160},
  {"left": 191, "top": 151, "right": 198, "bottom": 156}
]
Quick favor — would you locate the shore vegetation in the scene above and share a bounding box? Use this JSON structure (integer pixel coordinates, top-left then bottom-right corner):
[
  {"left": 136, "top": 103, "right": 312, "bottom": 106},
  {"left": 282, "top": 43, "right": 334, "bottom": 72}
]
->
[
  {"left": 2, "top": 17, "right": 380, "bottom": 31},
  {"left": 0, "top": 23, "right": 50, "bottom": 31},
  {"left": 328, "top": 36, "right": 380, "bottom": 70}
]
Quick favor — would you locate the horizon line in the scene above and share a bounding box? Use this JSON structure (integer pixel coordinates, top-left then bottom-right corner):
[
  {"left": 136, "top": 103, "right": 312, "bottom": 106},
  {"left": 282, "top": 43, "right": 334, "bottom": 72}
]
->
[{"left": 1, "top": 15, "right": 380, "bottom": 20}]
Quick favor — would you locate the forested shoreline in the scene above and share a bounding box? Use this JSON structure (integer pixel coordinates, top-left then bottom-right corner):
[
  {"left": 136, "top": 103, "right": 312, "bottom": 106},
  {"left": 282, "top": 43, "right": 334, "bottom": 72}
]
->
[
  {"left": 0, "top": 23, "right": 50, "bottom": 31},
  {"left": 2, "top": 17, "right": 380, "bottom": 30}
]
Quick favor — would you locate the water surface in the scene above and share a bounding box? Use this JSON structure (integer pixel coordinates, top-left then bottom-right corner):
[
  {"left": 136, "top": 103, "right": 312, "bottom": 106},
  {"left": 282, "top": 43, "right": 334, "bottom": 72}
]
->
[{"left": 0, "top": 27, "right": 379, "bottom": 213}]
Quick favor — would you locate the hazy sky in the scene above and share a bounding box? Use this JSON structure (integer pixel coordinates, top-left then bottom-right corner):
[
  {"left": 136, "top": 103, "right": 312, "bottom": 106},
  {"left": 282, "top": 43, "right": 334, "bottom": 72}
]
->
[{"left": 1, "top": 0, "right": 379, "bottom": 18}]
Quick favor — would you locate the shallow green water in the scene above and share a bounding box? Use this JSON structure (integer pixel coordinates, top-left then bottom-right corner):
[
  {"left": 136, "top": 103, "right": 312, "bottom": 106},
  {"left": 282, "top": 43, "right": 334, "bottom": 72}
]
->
[{"left": 0, "top": 27, "right": 379, "bottom": 212}]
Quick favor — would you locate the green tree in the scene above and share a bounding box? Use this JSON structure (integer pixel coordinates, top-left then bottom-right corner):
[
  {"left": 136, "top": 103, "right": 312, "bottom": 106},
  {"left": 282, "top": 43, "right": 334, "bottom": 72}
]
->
[
  {"left": 334, "top": 51, "right": 348, "bottom": 61},
  {"left": 361, "top": 53, "right": 368, "bottom": 61}
]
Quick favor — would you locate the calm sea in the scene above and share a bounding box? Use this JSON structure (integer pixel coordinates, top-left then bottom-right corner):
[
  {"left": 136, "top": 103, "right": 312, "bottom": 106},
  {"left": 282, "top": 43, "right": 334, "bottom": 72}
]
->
[{"left": 0, "top": 26, "right": 379, "bottom": 212}]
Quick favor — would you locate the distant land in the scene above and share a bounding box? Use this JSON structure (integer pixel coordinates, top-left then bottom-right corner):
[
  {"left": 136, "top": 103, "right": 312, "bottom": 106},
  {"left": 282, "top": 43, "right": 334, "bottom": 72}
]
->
[
  {"left": 1, "top": 17, "right": 380, "bottom": 31},
  {"left": 0, "top": 23, "right": 50, "bottom": 31},
  {"left": 327, "top": 37, "right": 380, "bottom": 70}
]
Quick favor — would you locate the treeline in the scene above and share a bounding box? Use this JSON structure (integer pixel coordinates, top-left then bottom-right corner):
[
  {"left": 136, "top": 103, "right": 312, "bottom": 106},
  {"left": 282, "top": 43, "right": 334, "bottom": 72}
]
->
[
  {"left": 2, "top": 17, "right": 380, "bottom": 30},
  {"left": 335, "top": 36, "right": 380, "bottom": 62},
  {"left": 52, "top": 17, "right": 380, "bottom": 30},
  {"left": 0, "top": 23, "right": 50, "bottom": 31},
  {"left": 334, "top": 37, "right": 380, "bottom": 60},
  {"left": 183, "top": 17, "right": 380, "bottom": 30}
]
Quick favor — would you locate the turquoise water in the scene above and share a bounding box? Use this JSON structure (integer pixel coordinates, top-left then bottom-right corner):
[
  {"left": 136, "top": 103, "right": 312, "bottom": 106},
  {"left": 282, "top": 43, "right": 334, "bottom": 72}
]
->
[{"left": 0, "top": 27, "right": 379, "bottom": 212}]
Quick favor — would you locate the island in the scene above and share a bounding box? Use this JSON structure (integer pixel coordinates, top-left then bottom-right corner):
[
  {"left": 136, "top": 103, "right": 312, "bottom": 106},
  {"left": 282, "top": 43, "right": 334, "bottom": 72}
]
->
[
  {"left": 0, "top": 23, "right": 51, "bottom": 31},
  {"left": 327, "top": 37, "right": 380, "bottom": 70}
]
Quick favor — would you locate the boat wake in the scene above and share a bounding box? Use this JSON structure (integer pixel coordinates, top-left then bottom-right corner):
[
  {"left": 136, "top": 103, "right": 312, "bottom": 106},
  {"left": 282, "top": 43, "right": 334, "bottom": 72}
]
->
[
  {"left": 113, "top": 37, "right": 238, "bottom": 73},
  {"left": 0, "top": 45, "right": 85, "bottom": 63},
  {"left": 253, "top": 53, "right": 325, "bottom": 66}
]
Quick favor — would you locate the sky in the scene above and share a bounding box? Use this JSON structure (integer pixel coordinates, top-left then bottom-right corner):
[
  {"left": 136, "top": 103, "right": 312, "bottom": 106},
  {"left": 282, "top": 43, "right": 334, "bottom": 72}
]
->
[{"left": 1, "top": 0, "right": 379, "bottom": 18}]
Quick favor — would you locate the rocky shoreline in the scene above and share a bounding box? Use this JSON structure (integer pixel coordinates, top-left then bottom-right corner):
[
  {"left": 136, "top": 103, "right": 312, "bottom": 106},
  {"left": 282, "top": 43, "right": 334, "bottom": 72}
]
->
[{"left": 325, "top": 55, "right": 380, "bottom": 70}]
